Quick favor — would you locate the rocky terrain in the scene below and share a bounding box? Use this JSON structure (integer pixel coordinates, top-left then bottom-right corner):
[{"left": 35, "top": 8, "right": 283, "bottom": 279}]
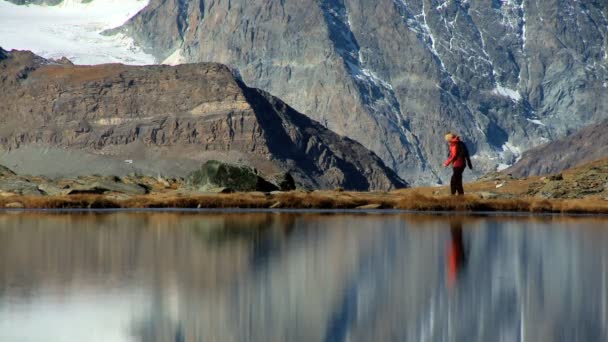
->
[
  {"left": 0, "top": 155, "right": 605, "bottom": 214},
  {"left": 0, "top": 47, "right": 407, "bottom": 191},
  {"left": 100, "top": 0, "right": 608, "bottom": 185},
  {"left": 506, "top": 119, "right": 608, "bottom": 177}
]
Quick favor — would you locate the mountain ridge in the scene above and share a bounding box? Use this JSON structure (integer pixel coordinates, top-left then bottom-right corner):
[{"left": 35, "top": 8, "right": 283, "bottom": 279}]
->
[
  {"left": 110, "top": 0, "right": 608, "bottom": 185},
  {"left": 506, "top": 119, "right": 608, "bottom": 177},
  {"left": 0, "top": 47, "right": 407, "bottom": 191}
]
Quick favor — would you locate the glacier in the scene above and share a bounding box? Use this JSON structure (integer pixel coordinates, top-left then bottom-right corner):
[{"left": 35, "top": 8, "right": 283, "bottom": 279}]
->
[{"left": 0, "top": 0, "right": 154, "bottom": 65}]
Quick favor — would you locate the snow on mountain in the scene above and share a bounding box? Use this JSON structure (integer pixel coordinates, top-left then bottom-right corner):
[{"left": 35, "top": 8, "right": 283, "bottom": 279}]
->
[{"left": 0, "top": 0, "right": 154, "bottom": 65}]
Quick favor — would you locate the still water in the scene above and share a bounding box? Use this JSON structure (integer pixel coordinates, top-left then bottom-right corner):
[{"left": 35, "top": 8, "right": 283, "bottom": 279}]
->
[{"left": 0, "top": 211, "right": 607, "bottom": 341}]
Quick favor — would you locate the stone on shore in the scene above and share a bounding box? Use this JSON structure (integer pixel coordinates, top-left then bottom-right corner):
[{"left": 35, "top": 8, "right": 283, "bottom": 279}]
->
[{"left": 188, "top": 160, "right": 279, "bottom": 192}]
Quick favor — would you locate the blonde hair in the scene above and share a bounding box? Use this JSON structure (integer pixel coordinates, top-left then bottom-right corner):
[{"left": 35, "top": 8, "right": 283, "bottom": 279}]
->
[{"left": 444, "top": 132, "right": 455, "bottom": 141}]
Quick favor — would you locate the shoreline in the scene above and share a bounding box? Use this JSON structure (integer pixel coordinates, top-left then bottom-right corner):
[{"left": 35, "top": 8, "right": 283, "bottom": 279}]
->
[{"left": 1, "top": 191, "right": 606, "bottom": 215}]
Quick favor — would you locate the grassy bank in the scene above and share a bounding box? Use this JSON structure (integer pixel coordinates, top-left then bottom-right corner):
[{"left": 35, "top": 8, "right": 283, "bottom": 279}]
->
[{"left": 1, "top": 190, "right": 606, "bottom": 214}]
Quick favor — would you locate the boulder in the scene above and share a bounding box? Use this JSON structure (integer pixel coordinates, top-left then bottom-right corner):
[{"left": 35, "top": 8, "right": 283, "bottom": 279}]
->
[
  {"left": 256, "top": 176, "right": 279, "bottom": 193},
  {"left": 37, "top": 183, "right": 65, "bottom": 196},
  {"left": 188, "top": 160, "right": 275, "bottom": 192},
  {"left": 67, "top": 180, "right": 148, "bottom": 195},
  {"left": 0, "top": 165, "right": 16, "bottom": 177},
  {"left": 272, "top": 172, "right": 296, "bottom": 191},
  {"left": 549, "top": 174, "right": 564, "bottom": 181},
  {"left": 203, "top": 187, "right": 235, "bottom": 194},
  {"left": 475, "top": 191, "right": 515, "bottom": 200},
  {"left": 0, "top": 178, "right": 44, "bottom": 196}
]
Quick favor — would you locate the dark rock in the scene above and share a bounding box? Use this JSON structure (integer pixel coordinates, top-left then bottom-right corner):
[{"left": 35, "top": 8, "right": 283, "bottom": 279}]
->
[
  {"left": 256, "top": 176, "right": 280, "bottom": 193},
  {"left": 188, "top": 160, "right": 259, "bottom": 192},
  {"left": 0, "top": 165, "right": 16, "bottom": 177},
  {"left": 272, "top": 172, "right": 296, "bottom": 191},
  {"left": 203, "top": 187, "right": 235, "bottom": 194},
  {"left": 549, "top": 174, "right": 564, "bottom": 181}
]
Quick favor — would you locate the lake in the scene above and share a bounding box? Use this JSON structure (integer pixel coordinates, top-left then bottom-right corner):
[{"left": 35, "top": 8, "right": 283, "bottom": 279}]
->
[{"left": 0, "top": 211, "right": 606, "bottom": 341}]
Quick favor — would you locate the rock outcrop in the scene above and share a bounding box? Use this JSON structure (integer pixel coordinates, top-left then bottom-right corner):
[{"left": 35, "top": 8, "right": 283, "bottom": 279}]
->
[
  {"left": 187, "top": 160, "right": 279, "bottom": 192},
  {"left": 507, "top": 120, "right": 608, "bottom": 177},
  {"left": 109, "top": 0, "right": 608, "bottom": 184},
  {"left": 0, "top": 48, "right": 407, "bottom": 191},
  {"left": 527, "top": 158, "right": 608, "bottom": 199}
]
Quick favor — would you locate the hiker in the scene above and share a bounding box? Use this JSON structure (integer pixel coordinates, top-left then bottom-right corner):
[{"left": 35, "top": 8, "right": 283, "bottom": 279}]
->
[{"left": 444, "top": 132, "right": 473, "bottom": 195}]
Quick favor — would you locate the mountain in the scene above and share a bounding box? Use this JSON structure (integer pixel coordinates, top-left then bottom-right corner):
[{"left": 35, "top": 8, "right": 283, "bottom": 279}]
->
[
  {"left": 105, "top": 0, "right": 608, "bottom": 185},
  {"left": 506, "top": 119, "right": 608, "bottom": 177},
  {"left": 0, "top": 48, "right": 406, "bottom": 191}
]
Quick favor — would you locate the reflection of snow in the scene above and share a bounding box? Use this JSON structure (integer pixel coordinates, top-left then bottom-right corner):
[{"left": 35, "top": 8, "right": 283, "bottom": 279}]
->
[
  {"left": 0, "top": 0, "right": 154, "bottom": 65},
  {"left": 0, "top": 286, "right": 144, "bottom": 342}
]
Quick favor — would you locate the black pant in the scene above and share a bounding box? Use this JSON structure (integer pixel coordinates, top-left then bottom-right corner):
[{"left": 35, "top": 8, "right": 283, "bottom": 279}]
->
[{"left": 451, "top": 167, "right": 465, "bottom": 195}]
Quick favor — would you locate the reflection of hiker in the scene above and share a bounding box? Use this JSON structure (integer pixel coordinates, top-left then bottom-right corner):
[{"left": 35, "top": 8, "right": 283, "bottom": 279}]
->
[
  {"left": 444, "top": 132, "right": 473, "bottom": 195},
  {"left": 447, "top": 220, "right": 467, "bottom": 288}
]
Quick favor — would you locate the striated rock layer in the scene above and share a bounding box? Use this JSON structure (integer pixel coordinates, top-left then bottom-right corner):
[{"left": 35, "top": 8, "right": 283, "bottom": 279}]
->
[
  {"left": 0, "top": 48, "right": 406, "bottom": 191},
  {"left": 507, "top": 120, "right": 608, "bottom": 177},
  {"left": 109, "top": 0, "right": 608, "bottom": 184}
]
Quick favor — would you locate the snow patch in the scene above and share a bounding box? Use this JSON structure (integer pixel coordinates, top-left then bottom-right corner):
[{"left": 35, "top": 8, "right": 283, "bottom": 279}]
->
[
  {"left": 162, "top": 49, "right": 187, "bottom": 66},
  {"left": 0, "top": 0, "right": 154, "bottom": 65},
  {"left": 348, "top": 63, "right": 394, "bottom": 91},
  {"left": 502, "top": 142, "right": 521, "bottom": 155},
  {"left": 497, "top": 163, "right": 511, "bottom": 172},
  {"left": 526, "top": 118, "right": 545, "bottom": 126},
  {"left": 492, "top": 84, "right": 522, "bottom": 102}
]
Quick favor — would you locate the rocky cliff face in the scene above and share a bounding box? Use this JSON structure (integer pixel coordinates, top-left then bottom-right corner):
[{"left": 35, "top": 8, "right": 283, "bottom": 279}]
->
[
  {"left": 0, "top": 48, "right": 406, "bottom": 191},
  {"left": 110, "top": 0, "right": 608, "bottom": 185},
  {"left": 506, "top": 119, "right": 608, "bottom": 177}
]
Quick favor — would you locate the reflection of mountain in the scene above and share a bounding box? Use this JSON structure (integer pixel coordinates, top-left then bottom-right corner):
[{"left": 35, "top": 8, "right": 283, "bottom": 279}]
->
[{"left": 0, "top": 214, "right": 607, "bottom": 341}]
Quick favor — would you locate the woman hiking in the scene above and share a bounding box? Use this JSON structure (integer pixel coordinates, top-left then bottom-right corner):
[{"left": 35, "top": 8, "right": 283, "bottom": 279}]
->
[{"left": 444, "top": 132, "right": 473, "bottom": 195}]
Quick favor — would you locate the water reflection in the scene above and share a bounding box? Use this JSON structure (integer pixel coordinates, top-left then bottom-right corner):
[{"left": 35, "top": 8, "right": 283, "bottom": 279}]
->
[
  {"left": 447, "top": 218, "right": 467, "bottom": 289},
  {"left": 0, "top": 212, "right": 607, "bottom": 341}
]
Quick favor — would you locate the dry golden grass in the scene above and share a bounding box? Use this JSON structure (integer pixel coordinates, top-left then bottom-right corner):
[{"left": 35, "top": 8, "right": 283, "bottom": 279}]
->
[
  {"left": 0, "top": 190, "right": 606, "bottom": 214},
  {"left": 35, "top": 64, "right": 126, "bottom": 83}
]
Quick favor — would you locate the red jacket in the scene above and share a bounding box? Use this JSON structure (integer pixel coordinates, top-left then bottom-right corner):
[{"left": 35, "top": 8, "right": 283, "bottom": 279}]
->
[{"left": 444, "top": 136, "right": 466, "bottom": 168}]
